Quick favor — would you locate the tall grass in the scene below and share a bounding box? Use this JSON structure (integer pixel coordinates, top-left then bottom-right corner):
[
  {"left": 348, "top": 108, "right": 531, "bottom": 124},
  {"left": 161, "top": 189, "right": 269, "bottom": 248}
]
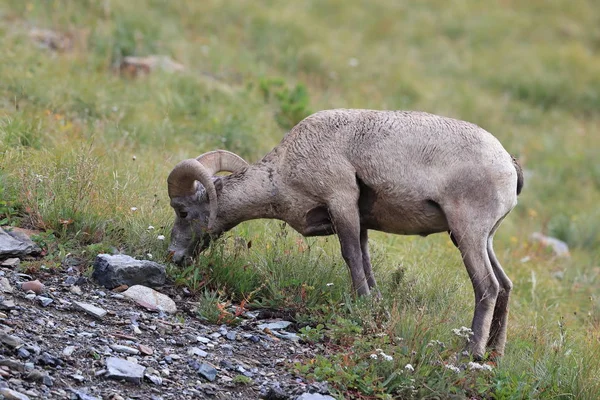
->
[{"left": 0, "top": 0, "right": 599, "bottom": 397}]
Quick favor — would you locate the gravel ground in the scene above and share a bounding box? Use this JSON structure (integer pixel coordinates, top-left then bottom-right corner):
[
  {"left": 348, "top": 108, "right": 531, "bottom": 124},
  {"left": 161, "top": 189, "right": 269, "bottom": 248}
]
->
[{"left": 0, "top": 258, "right": 333, "bottom": 400}]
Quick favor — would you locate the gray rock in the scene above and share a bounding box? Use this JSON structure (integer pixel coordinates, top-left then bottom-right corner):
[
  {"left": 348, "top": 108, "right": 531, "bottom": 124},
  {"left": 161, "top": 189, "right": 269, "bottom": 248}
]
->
[
  {"left": 73, "top": 301, "right": 107, "bottom": 319},
  {"left": 0, "top": 258, "right": 20, "bottom": 268},
  {"left": 226, "top": 331, "right": 237, "bottom": 341},
  {"left": 63, "top": 345, "right": 76, "bottom": 357},
  {"left": 92, "top": 254, "right": 166, "bottom": 289},
  {"left": 105, "top": 357, "right": 145, "bottom": 384},
  {"left": 69, "top": 389, "right": 100, "bottom": 400},
  {"left": 122, "top": 285, "right": 177, "bottom": 314},
  {"left": 145, "top": 373, "right": 163, "bottom": 385},
  {"left": 36, "top": 296, "right": 53, "bottom": 307},
  {"left": 258, "top": 321, "right": 293, "bottom": 331},
  {"left": 110, "top": 344, "right": 139, "bottom": 355},
  {"left": 0, "top": 358, "right": 24, "bottom": 371},
  {"left": 187, "top": 347, "right": 208, "bottom": 358},
  {"left": 0, "top": 277, "right": 13, "bottom": 293},
  {"left": 0, "top": 387, "right": 31, "bottom": 400},
  {"left": 0, "top": 332, "right": 24, "bottom": 348},
  {"left": 196, "top": 336, "right": 211, "bottom": 344},
  {"left": 295, "top": 394, "right": 335, "bottom": 400},
  {"left": 531, "top": 232, "right": 570, "bottom": 257},
  {"left": 196, "top": 362, "right": 218, "bottom": 382},
  {"left": 0, "top": 228, "right": 41, "bottom": 260}
]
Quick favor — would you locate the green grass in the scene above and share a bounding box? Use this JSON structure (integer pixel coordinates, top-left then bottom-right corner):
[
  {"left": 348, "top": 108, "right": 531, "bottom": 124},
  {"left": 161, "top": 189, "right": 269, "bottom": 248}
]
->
[{"left": 0, "top": 0, "right": 599, "bottom": 398}]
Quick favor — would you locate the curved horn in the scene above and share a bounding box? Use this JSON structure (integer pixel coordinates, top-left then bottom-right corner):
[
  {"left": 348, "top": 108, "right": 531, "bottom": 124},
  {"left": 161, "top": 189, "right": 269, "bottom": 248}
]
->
[
  {"left": 196, "top": 150, "right": 248, "bottom": 175},
  {"left": 167, "top": 159, "right": 218, "bottom": 230}
]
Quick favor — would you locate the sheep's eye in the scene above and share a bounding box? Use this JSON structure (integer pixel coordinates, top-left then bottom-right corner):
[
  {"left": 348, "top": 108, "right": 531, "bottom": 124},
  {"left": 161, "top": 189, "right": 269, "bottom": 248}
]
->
[{"left": 179, "top": 211, "right": 188, "bottom": 219}]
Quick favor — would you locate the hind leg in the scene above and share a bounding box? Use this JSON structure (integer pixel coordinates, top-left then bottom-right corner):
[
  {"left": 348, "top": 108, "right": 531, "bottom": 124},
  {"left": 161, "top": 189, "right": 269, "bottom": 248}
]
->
[
  {"left": 485, "top": 235, "right": 513, "bottom": 357},
  {"left": 448, "top": 216, "right": 499, "bottom": 360},
  {"left": 360, "top": 229, "right": 377, "bottom": 289}
]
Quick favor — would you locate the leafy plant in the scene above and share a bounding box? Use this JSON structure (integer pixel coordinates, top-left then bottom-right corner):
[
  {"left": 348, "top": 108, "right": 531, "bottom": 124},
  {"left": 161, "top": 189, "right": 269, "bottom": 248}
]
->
[{"left": 259, "top": 77, "right": 312, "bottom": 130}]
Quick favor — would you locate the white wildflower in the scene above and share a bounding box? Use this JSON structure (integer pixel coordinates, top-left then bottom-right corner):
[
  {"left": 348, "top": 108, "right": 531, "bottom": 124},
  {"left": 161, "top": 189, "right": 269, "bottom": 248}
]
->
[
  {"left": 445, "top": 364, "right": 461, "bottom": 373},
  {"left": 132, "top": 155, "right": 136, "bottom": 161},
  {"left": 348, "top": 57, "right": 359, "bottom": 67},
  {"left": 157, "top": 235, "right": 165, "bottom": 241},
  {"left": 467, "top": 362, "right": 493, "bottom": 371},
  {"left": 452, "top": 326, "right": 474, "bottom": 338},
  {"left": 326, "top": 283, "right": 334, "bottom": 287},
  {"left": 404, "top": 363, "right": 414, "bottom": 372},
  {"left": 146, "top": 253, "right": 153, "bottom": 259},
  {"left": 147, "top": 225, "right": 155, "bottom": 230},
  {"left": 370, "top": 354, "right": 378, "bottom": 360},
  {"left": 130, "top": 207, "right": 138, "bottom": 212},
  {"left": 427, "top": 339, "right": 445, "bottom": 348},
  {"left": 380, "top": 352, "right": 393, "bottom": 362}
]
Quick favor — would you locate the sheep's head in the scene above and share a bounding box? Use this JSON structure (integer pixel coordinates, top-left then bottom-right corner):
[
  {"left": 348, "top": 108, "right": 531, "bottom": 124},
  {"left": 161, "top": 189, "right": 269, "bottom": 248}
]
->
[{"left": 167, "top": 150, "right": 248, "bottom": 265}]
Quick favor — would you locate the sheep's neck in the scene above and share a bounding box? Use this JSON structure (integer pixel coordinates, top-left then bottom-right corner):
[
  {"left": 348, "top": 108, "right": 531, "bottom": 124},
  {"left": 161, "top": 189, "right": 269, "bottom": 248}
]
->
[{"left": 217, "top": 163, "right": 285, "bottom": 229}]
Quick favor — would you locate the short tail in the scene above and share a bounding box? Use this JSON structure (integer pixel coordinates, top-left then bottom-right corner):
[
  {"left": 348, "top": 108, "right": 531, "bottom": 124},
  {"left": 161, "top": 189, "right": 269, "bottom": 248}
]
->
[{"left": 511, "top": 155, "right": 524, "bottom": 195}]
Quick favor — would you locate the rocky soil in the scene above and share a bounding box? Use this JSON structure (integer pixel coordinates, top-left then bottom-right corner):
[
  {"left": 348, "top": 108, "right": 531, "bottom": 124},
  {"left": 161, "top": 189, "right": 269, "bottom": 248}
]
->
[{"left": 0, "top": 227, "right": 334, "bottom": 400}]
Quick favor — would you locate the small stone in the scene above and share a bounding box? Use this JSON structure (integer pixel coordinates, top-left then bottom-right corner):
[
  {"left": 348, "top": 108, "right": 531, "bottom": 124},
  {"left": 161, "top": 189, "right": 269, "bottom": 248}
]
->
[
  {"left": 262, "top": 385, "right": 288, "bottom": 400},
  {"left": 25, "top": 293, "right": 36, "bottom": 300},
  {"left": 122, "top": 285, "right": 177, "bottom": 314},
  {"left": 145, "top": 373, "right": 163, "bottom": 385},
  {"left": 105, "top": 357, "right": 145, "bottom": 384},
  {"left": 71, "top": 374, "right": 85, "bottom": 382},
  {"left": 0, "top": 387, "right": 31, "bottom": 400},
  {"left": 70, "top": 285, "right": 83, "bottom": 295},
  {"left": 531, "top": 232, "right": 570, "bottom": 257},
  {"left": 197, "top": 363, "right": 218, "bottom": 382},
  {"left": 0, "top": 258, "right": 20, "bottom": 268},
  {"left": 20, "top": 280, "right": 44, "bottom": 295},
  {"left": 38, "top": 352, "right": 61, "bottom": 367},
  {"left": 257, "top": 321, "right": 293, "bottom": 331},
  {"left": 0, "top": 277, "right": 13, "bottom": 293},
  {"left": 110, "top": 344, "right": 139, "bottom": 355},
  {"left": 0, "top": 358, "right": 24, "bottom": 371},
  {"left": 0, "top": 299, "right": 15, "bottom": 310},
  {"left": 73, "top": 301, "right": 107, "bottom": 319},
  {"left": 112, "top": 284, "right": 129, "bottom": 293},
  {"left": 17, "top": 347, "right": 31, "bottom": 359},
  {"left": 42, "top": 374, "right": 53, "bottom": 386},
  {"left": 36, "top": 296, "right": 53, "bottom": 307},
  {"left": 92, "top": 254, "right": 166, "bottom": 289},
  {"left": 196, "top": 336, "right": 210, "bottom": 344},
  {"left": 187, "top": 347, "right": 208, "bottom": 358},
  {"left": 296, "top": 394, "right": 336, "bottom": 400},
  {"left": 25, "top": 369, "right": 45, "bottom": 382},
  {"left": 0, "top": 332, "right": 24, "bottom": 348},
  {"left": 226, "top": 331, "right": 237, "bottom": 341},
  {"left": 63, "top": 346, "right": 76, "bottom": 357},
  {"left": 138, "top": 344, "right": 153, "bottom": 356}
]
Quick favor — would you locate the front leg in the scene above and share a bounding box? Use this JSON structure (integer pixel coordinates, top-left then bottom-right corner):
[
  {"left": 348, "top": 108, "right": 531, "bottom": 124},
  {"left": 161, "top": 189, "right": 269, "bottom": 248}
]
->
[{"left": 329, "top": 201, "right": 370, "bottom": 296}]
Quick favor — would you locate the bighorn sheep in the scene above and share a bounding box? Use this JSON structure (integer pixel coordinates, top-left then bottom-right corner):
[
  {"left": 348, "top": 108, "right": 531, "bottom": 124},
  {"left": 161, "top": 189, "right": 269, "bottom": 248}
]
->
[{"left": 167, "top": 109, "right": 523, "bottom": 359}]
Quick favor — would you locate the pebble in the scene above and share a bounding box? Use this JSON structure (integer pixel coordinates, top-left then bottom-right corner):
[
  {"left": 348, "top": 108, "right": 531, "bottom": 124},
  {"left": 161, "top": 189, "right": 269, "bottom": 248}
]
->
[
  {"left": 105, "top": 357, "right": 145, "bottom": 384},
  {"left": 0, "top": 277, "right": 13, "bottom": 293},
  {"left": 122, "top": 285, "right": 177, "bottom": 314},
  {"left": 20, "top": 280, "right": 44, "bottom": 295},
  {"left": 196, "top": 363, "right": 218, "bottom": 382},
  {"left": 258, "top": 321, "right": 293, "bottom": 331},
  {"left": 63, "top": 346, "right": 76, "bottom": 357},
  {"left": 138, "top": 344, "right": 153, "bottom": 356},
  {"left": 73, "top": 301, "right": 107, "bottom": 319},
  {"left": 36, "top": 296, "right": 53, "bottom": 307},
  {"left": 187, "top": 347, "right": 208, "bottom": 358},
  {"left": 0, "top": 388, "right": 31, "bottom": 400},
  {"left": 110, "top": 344, "right": 139, "bottom": 355},
  {"left": 196, "top": 336, "right": 211, "bottom": 344},
  {"left": 226, "top": 331, "right": 237, "bottom": 341},
  {"left": 0, "top": 258, "right": 20, "bottom": 268},
  {"left": 0, "top": 332, "right": 24, "bottom": 349}
]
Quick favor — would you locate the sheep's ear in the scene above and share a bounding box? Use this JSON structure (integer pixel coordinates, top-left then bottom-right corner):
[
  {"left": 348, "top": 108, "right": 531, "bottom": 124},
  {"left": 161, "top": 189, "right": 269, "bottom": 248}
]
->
[{"left": 213, "top": 177, "right": 223, "bottom": 193}]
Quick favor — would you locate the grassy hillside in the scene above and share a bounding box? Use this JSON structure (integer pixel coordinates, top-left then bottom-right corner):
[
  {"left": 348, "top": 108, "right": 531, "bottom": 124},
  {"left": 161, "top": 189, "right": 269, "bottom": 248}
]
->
[{"left": 1, "top": 1, "right": 599, "bottom": 398}]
